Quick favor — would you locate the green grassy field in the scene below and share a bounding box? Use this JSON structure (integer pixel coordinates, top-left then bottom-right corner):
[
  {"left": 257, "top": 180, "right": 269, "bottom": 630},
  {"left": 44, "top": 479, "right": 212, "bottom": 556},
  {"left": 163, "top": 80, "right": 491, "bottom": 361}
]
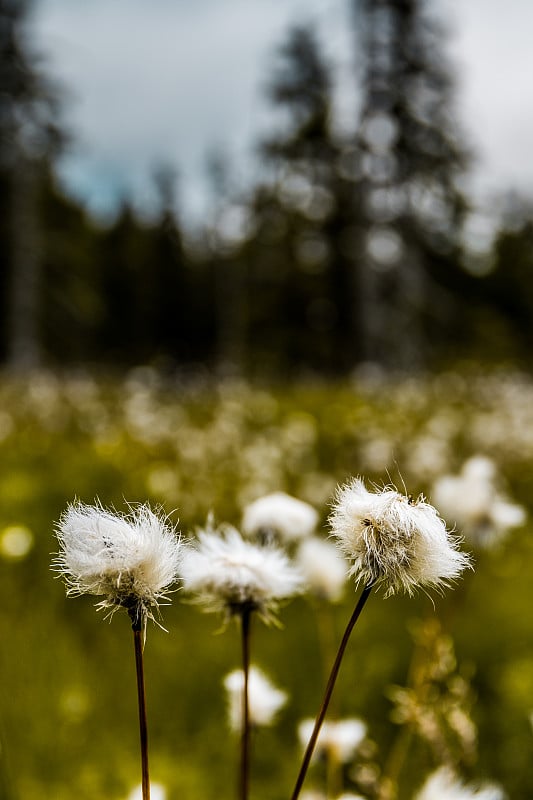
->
[{"left": 1, "top": 369, "right": 532, "bottom": 799}]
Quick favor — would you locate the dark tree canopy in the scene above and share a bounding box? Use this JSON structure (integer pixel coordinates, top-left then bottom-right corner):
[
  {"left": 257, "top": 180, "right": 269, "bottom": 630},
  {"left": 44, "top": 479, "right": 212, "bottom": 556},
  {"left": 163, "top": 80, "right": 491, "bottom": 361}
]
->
[
  {"left": 0, "top": 1, "right": 529, "bottom": 374},
  {"left": 354, "top": 0, "right": 470, "bottom": 368}
]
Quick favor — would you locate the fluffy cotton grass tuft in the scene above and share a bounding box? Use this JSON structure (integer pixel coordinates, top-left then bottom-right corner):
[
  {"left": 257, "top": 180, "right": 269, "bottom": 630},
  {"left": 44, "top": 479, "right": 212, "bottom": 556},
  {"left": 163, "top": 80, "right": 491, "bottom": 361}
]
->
[
  {"left": 224, "top": 666, "right": 287, "bottom": 731},
  {"left": 335, "top": 794, "right": 367, "bottom": 800},
  {"left": 127, "top": 782, "right": 167, "bottom": 800},
  {"left": 297, "top": 537, "right": 347, "bottom": 602},
  {"left": 53, "top": 501, "right": 183, "bottom": 800},
  {"left": 414, "top": 767, "right": 506, "bottom": 800},
  {"left": 329, "top": 478, "right": 472, "bottom": 596},
  {"left": 180, "top": 522, "right": 304, "bottom": 623},
  {"left": 298, "top": 717, "right": 367, "bottom": 764},
  {"left": 299, "top": 793, "right": 327, "bottom": 800},
  {"left": 432, "top": 455, "right": 526, "bottom": 549},
  {"left": 242, "top": 492, "right": 319, "bottom": 544},
  {"left": 53, "top": 501, "right": 182, "bottom": 629},
  {"left": 336, "top": 795, "right": 367, "bottom": 800}
]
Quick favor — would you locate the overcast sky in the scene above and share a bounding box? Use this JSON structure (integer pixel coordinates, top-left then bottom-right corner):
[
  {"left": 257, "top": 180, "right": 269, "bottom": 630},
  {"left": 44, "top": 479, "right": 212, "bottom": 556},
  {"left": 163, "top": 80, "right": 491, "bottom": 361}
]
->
[{"left": 30, "top": 0, "right": 533, "bottom": 228}]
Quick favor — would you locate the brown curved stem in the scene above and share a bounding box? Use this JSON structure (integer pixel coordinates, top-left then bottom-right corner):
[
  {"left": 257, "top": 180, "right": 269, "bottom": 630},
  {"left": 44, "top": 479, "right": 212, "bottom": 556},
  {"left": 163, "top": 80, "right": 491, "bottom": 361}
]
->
[
  {"left": 131, "top": 617, "right": 150, "bottom": 800},
  {"left": 240, "top": 606, "right": 252, "bottom": 800},
  {"left": 290, "top": 584, "right": 373, "bottom": 800}
]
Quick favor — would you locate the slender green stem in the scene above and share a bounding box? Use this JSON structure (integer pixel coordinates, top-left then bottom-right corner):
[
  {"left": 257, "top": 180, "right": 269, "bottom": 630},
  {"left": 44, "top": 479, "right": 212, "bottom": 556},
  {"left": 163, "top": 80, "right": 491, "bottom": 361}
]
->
[
  {"left": 326, "top": 752, "right": 343, "bottom": 800},
  {"left": 131, "top": 617, "right": 150, "bottom": 800},
  {"left": 377, "top": 726, "right": 414, "bottom": 800},
  {"left": 290, "top": 584, "right": 373, "bottom": 800},
  {"left": 378, "top": 617, "right": 449, "bottom": 799},
  {"left": 240, "top": 606, "right": 252, "bottom": 800}
]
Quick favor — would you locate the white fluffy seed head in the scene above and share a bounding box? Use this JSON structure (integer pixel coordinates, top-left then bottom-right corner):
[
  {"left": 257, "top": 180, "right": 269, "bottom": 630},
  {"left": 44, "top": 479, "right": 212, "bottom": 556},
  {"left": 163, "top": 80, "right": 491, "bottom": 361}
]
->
[
  {"left": 298, "top": 718, "right": 367, "bottom": 764},
  {"left": 127, "top": 782, "right": 166, "bottom": 800},
  {"left": 329, "top": 478, "right": 472, "bottom": 597},
  {"left": 296, "top": 537, "right": 347, "bottom": 602},
  {"left": 223, "top": 666, "right": 287, "bottom": 731},
  {"left": 336, "top": 795, "right": 367, "bottom": 800},
  {"left": 242, "top": 492, "right": 319, "bottom": 544},
  {"left": 180, "top": 522, "right": 304, "bottom": 623},
  {"left": 415, "top": 767, "right": 506, "bottom": 800},
  {"left": 432, "top": 456, "right": 526, "bottom": 549},
  {"left": 53, "top": 501, "right": 182, "bottom": 630}
]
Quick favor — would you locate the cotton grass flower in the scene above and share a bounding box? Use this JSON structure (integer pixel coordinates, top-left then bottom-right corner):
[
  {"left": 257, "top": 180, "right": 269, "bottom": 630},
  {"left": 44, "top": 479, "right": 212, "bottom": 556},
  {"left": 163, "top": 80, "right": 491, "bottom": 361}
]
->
[
  {"left": 127, "top": 783, "right": 166, "bottom": 800},
  {"left": 242, "top": 491, "right": 319, "bottom": 544},
  {"left": 432, "top": 456, "right": 526, "bottom": 549},
  {"left": 299, "top": 793, "right": 326, "bottom": 800},
  {"left": 180, "top": 522, "right": 304, "bottom": 623},
  {"left": 298, "top": 718, "right": 367, "bottom": 764},
  {"left": 181, "top": 521, "right": 303, "bottom": 800},
  {"left": 415, "top": 767, "right": 506, "bottom": 800},
  {"left": 297, "top": 718, "right": 367, "bottom": 800},
  {"left": 329, "top": 478, "right": 471, "bottom": 596},
  {"left": 224, "top": 666, "right": 287, "bottom": 731},
  {"left": 297, "top": 537, "right": 347, "bottom": 602},
  {"left": 291, "top": 476, "right": 471, "bottom": 800},
  {"left": 53, "top": 501, "right": 182, "bottom": 630},
  {"left": 53, "top": 500, "right": 183, "bottom": 800},
  {"left": 336, "top": 794, "right": 367, "bottom": 800}
]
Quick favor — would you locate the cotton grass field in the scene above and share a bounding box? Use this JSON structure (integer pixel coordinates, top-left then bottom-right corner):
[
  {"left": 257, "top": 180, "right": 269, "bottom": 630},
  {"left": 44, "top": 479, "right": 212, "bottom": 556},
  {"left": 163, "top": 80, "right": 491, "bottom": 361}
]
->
[{"left": 1, "top": 368, "right": 532, "bottom": 799}]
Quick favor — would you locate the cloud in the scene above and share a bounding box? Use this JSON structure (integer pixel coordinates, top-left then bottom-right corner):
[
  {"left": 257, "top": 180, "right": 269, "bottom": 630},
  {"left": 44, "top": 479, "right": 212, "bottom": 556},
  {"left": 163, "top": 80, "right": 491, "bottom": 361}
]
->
[
  {"left": 32, "top": 0, "right": 533, "bottom": 219},
  {"left": 32, "top": 0, "right": 351, "bottom": 219},
  {"left": 445, "top": 0, "right": 533, "bottom": 198}
]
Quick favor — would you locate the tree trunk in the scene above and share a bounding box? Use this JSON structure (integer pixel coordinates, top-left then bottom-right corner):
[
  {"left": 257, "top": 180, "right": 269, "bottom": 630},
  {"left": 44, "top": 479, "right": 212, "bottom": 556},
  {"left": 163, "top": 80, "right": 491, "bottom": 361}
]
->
[{"left": 7, "top": 152, "right": 42, "bottom": 370}]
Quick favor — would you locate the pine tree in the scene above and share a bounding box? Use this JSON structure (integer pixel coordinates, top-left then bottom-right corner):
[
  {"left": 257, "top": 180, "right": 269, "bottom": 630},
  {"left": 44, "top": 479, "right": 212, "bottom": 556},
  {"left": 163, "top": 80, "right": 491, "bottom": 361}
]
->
[
  {"left": 354, "top": 0, "right": 469, "bottom": 368},
  {"left": 204, "top": 150, "right": 248, "bottom": 376},
  {"left": 251, "top": 24, "right": 364, "bottom": 374},
  {"left": 0, "top": 0, "right": 61, "bottom": 368}
]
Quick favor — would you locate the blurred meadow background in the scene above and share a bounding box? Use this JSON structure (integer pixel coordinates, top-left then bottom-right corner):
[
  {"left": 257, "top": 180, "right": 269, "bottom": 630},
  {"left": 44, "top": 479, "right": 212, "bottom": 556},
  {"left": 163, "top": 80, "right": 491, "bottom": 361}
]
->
[{"left": 2, "top": 1, "right": 533, "bottom": 798}]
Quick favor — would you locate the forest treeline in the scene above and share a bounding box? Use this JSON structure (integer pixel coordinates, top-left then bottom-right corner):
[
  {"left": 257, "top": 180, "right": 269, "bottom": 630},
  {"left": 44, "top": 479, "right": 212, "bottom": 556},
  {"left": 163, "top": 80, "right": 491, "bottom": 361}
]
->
[{"left": 2, "top": 0, "right": 533, "bottom": 377}]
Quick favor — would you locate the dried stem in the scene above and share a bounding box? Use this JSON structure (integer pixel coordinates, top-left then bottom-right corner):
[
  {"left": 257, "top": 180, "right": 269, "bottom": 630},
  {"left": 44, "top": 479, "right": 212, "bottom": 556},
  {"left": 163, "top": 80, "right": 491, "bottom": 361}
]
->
[
  {"left": 377, "top": 727, "right": 414, "bottom": 800},
  {"left": 131, "top": 615, "right": 150, "bottom": 800},
  {"left": 378, "top": 617, "right": 454, "bottom": 799},
  {"left": 290, "top": 584, "right": 373, "bottom": 800},
  {"left": 240, "top": 606, "right": 252, "bottom": 800}
]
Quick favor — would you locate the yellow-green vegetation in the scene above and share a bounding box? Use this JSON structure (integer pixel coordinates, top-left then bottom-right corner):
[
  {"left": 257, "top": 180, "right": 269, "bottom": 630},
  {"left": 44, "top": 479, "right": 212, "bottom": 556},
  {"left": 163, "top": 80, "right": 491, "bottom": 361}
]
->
[{"left": 0, "top": 368, "right": 532, "bottom": 799}]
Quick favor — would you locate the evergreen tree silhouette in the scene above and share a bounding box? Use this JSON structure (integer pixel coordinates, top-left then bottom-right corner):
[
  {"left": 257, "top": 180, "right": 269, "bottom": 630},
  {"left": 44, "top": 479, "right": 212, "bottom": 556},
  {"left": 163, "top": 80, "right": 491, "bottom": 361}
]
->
[
  {"left": 0, "top": 0, "right": 62, "bottom": 368},
  {"left": 354, "top": 0, "right": 469, "bottom": 368},
  {"left": 251, "top": 24, "right": 364, "bottom": 374}
]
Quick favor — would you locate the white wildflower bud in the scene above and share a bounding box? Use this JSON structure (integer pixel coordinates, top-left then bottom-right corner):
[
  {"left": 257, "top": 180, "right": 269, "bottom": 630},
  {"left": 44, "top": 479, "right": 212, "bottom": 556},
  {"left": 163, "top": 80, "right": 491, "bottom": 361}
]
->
[
  {"left": 324, "top": 719, "right": 367, "bottom": 763},
  {"left": 298, "top": 719, "right": 317, "bottom": 753},
  {"left": 432, "top": 455, "right": 526, "bottom": 548},
  {"left": 336, "top": 794, "right": 367, "bottom": 800},
  {"left": 53, "top": 501, "right": 182, "bottom": 631},
  {"left": 490, "top": 499, "right": 526, "bottom": 531},
  {"left": 298, "top": 718, "right": 367, "bottom": 764},
  {"left": 299, "top": 792, "right": 326, "bottom": 800},
  {"left": 297, "top": 537, "right": 347, "bottom": 602},
  {"left": 180, "top": 523, "right": 304, "bottom": 623},
  {"left": 223, "top": 666, "right": 287, "bottom": 731},
  {"left": 462, "top": 455, "right": 494, "bottom": 480},
  {"left": 127, "top": 782, "right": 166, "bottom": 800},
  {"left": 415, "top": 767, "right": 506, "bottom": 800},
  {"left": 329, "top": 478, "right": 471, "bottom": 596},
  {"left": 242, "top": 492, "right": 319, "bottom": 544}
]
